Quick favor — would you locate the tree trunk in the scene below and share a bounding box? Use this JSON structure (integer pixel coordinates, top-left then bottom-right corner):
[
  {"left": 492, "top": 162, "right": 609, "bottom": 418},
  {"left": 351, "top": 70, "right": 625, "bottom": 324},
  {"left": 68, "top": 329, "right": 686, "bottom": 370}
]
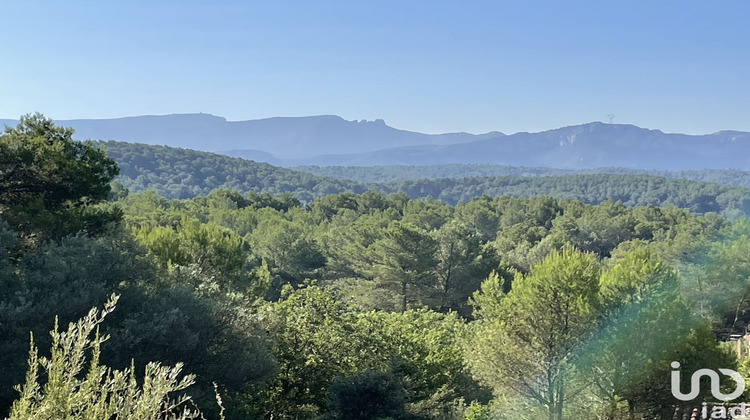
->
[
  {"left": 547, "top": 403, "right": 564, "bottom": 420},
  {"left": 548, "top": 405, "right": 556, "bottom": 420}
]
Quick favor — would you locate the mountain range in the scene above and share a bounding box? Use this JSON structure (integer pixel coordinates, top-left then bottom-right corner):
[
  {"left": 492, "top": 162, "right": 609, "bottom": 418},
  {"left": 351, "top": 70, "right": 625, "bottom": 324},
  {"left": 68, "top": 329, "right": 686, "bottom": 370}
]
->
[
  {"left": 0, "top": 114, "right": 497, "bottom": 160},
  {"left": 269, "top": 122, "right": 750, "bottom": 170},
  {"left": 3, "top": 114, "right": 750, "bottom": 170}
]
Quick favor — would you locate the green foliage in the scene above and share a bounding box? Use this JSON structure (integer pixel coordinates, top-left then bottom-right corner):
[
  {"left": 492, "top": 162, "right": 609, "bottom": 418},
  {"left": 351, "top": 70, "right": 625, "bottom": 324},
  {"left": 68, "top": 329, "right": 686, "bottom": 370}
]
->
[
  {"left": 466, "top": 243, "right": 738, "bottom": 419},
  {"left": 8, "top": 117, "right": 750, "bottom": 419},
  {"left": 105, "top": 141, "right": 750, "bottom": 217},
  {"left": 379, "top": 175, "right": 750, "bottom": 218},
  {"left": 104, "top": 187, "right": 743, "bottom": 418},
  {"left": 432, "top": 220, "right": 499, "bottom": 315},
  {"left": 102, "top": 141, "right": 361, "bottom": 201},
  {"left": 461, "top": 401, "right": 494, "bottom": 420},
  {"left": 249, "top": 285, "right": 487, "bottom": 419},
  {"left": 7, "top": 296, "right": 202, "bottom": 420},
  {"left": 137, "top": 218, "right": 249, "bottom": 281},
  {"left": 248, "top": 284, "right": 354, "bottom": 418},
  {"left": 684, "top": 220, "right": 750, "bottom": 335},
  {"left": 466, "top": 248, "right": 601, "bottom": 420},
  {"left": 0, "top": 229, "right": 151, "bottom": 410},
  {"left": 295, "top": 163, "right": 750, "bottom": 194},
  {"left": 581, "top": 246, "right": 690, "bottom": 417},
  {"left": 357, "top": 309, "right": 490, "bottom": 419},
  {"left": 249, "top": 212, "right": 326, "bottom": 291},
  {"left": 0, "top": 223, "right": 275, "bottom": 419},
  {"left": 366, "top": 221, "right": 439, "bottom": 312},
  {"left": 326, "top": 371, "right": 407, "bottom": 420},
  {"left": 0, "top": 114, "right": 121, "bottom": 243}
]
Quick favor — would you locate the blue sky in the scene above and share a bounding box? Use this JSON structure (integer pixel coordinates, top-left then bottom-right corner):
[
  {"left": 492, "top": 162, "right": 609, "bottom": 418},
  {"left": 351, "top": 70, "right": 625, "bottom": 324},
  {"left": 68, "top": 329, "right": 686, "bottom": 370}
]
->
[{"left": 1, "top": 1, "right": 748, "bottom": 134}]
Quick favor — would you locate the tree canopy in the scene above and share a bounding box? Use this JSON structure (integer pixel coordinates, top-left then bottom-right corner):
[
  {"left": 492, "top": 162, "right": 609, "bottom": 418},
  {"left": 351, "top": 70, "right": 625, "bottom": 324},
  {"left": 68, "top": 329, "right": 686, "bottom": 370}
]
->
[
  {"left": 3, "top": 116, "right": 750, "bottom": 419},
  {"left": 0, "top": 113, "right": 120, "bottom": 242},
  {"left": 103, "top": 141, "right": 750, "bottom": 218}
]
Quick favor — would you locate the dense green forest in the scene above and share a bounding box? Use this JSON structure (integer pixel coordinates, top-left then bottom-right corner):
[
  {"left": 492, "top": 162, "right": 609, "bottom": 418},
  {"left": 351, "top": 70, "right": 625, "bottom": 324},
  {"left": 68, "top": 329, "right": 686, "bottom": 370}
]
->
[
  {"left": 378, "top": 175, "right": 750, "bottom": 217},
  {"left": 104, "top": 141, "right": 750, "bottom": 218},
  {"left": 5, "top": 116, "right": 750, "bottom": 419},
  {"left": 295, "top": 164, "right": 750, "bottom": 188},
  {"left": 101, "top": 140, "right": 363, "bottom": 202},
  {"left": 293, "top": 164, "right": 587, "bottom": 182}
]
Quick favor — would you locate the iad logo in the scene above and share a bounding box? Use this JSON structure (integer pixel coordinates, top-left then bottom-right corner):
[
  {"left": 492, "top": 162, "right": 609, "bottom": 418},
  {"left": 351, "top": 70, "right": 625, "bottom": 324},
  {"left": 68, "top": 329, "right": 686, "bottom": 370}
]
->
[{"left": 670, "top": 361, "right": 746, "bottom": 402}]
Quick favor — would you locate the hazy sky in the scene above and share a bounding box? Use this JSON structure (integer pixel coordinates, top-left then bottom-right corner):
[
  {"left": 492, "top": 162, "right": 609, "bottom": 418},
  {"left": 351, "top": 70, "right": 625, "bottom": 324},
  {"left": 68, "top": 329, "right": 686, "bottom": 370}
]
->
[{"left": 1, "top": 1, "right": 748, "bottom": 134}]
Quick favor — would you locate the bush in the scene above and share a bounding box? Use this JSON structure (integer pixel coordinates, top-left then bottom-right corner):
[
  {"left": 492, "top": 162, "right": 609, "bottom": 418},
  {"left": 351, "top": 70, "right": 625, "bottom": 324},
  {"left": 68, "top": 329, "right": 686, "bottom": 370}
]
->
[
  {"left": 327, "top": 370, "right": 406, "bottom": 420},
  {"left": 6, "top": 295, "right": 203, "bottom": 420}
]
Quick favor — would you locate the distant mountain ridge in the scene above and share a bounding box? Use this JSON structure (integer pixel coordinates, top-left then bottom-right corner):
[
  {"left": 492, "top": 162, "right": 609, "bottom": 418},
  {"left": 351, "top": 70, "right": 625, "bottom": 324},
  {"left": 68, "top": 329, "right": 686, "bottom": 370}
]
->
[
  {"left": 265, "top": 122, "right": 750, "bottom": 169},
  {"left": 0, "top": 113, "right": 501, "bottom": 159},
  {"left": 3, "top": 114, "right": 750, "bottom": 169}
]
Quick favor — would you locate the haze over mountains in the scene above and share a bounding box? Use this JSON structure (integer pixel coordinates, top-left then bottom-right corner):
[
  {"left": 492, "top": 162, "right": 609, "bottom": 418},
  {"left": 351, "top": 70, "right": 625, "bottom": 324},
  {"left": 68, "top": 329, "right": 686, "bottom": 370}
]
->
[
  {"left": 296, "top": 123, "right": 750, "bottom": 170},
  {"left": 3, "top": 114, "right": 750, "bottom": 170},
  {"left": 0, "top": 114, "right": 497, "bottom": 160}
]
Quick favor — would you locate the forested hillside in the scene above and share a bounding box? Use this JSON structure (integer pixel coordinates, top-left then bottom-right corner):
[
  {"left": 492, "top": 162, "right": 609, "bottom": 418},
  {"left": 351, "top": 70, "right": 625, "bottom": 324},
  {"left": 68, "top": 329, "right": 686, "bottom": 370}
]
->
[
  {"left": 103, "top": 141, "right": 750, "bottom": 218},
  {"left": 294, "top": 163, "right": 750, "bottom": 187},
  {"left": 101, "top": 140, "right": 363, "bottom": 201},
  {"left": 5, "top": 116, "right": 750, "bottom": 419},
  {"left": 294, "top": 163, "right": 586, "bottom": 182},
  {"left": 380, "top": 174, "right": 750, "bottom": 217}
]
